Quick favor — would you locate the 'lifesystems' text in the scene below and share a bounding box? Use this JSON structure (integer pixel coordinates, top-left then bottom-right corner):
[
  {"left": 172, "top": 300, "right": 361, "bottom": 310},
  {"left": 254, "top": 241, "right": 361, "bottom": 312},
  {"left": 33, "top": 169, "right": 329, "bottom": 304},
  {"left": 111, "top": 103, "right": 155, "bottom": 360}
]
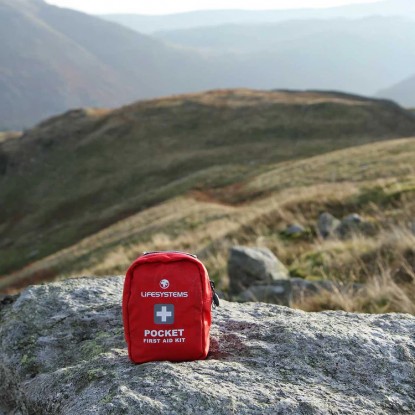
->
[{"left": 141, "top": 292, "right": 188, "bottom": 298}]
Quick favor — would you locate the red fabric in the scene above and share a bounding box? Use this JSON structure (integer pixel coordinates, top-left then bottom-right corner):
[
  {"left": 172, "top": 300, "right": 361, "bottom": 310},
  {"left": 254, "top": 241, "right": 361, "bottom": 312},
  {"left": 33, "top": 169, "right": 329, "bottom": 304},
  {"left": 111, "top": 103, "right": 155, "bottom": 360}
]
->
[{"left": 122, "top": 252, "right": 212, "bottom": 364}]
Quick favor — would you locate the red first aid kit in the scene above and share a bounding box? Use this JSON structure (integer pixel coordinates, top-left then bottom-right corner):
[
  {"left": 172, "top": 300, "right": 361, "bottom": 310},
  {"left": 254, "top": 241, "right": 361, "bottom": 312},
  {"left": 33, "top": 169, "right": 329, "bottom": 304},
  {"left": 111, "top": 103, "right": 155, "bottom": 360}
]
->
[{"left": 122, "top": 251, "right": 219, "bottom": 364}]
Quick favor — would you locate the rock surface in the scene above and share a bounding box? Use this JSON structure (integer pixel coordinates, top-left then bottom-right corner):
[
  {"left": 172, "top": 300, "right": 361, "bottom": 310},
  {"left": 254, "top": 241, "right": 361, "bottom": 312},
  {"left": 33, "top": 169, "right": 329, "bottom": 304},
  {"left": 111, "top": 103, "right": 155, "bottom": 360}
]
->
[
  {"left": 1, "top": 277, "right": 415, "bottom": 415},
  {"left": 228, "top": 246, "right": 289, "bottom": 294}
]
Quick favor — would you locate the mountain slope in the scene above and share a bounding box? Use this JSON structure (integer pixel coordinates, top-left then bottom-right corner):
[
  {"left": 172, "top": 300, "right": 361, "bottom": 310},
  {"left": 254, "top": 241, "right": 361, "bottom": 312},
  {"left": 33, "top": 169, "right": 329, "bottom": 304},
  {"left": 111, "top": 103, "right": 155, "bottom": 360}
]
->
[
  {"left": 3, "top": 0, "right": 414, "bottom": 129},
  {"left": 0, "top": 0, "right": 215, "bottom": 129},
  {"left": 102, "top": 0, "right": 415, "bottom": 34},
  {"left": 378, "top": 74, "right": 415, "bottom": 107},
  {"left": 1, "top": 89, "right": 415, "bottom": 278}
]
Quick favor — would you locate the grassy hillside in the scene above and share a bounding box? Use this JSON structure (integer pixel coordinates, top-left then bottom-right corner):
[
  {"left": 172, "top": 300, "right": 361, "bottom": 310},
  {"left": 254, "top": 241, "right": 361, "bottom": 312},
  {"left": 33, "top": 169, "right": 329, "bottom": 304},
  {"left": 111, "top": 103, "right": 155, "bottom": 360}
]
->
[
  {"left": 2, "top": 137, "right": 414, "bottom": 314},
  {"left": 1, "top": 89, "right": 415, "bottom": 284}
]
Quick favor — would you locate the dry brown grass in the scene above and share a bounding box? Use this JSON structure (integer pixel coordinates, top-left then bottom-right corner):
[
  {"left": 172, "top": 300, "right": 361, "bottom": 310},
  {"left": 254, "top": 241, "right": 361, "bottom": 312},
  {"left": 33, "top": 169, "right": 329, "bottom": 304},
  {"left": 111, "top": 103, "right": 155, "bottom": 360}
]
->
[
  {"left": 3, "top": 88, "right": 415, "bottom": 278},
  {"left": 2, "top": 138, "right": 414, "bottom": 315},
  {"left": 296, "top": 266, "right": 415, "bottom": 314},
  {"left": 141, "top": 88, "right": 372, "bottom": 109}
]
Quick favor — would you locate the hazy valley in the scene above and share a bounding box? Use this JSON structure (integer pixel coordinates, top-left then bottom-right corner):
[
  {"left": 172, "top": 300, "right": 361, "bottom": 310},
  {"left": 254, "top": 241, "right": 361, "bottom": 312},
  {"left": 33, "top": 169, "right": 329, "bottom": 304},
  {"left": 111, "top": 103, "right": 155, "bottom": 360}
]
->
[
  {"left": 103, "top": 0, "right": 415, "bottom": 33},
  {"left": 0, "top": 0, "right": 221, "bottom": 129},
  {"left": 3, "top": 0, "right": 415, "bottom": 130}
]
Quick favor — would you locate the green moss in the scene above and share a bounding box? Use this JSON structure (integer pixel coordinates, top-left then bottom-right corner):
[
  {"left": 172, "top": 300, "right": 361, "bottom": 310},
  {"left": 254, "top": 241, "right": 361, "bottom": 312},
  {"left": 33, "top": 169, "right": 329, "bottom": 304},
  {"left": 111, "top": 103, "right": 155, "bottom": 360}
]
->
[
  {"left": 100, "top": 391, "right": 117, "bottom": 404},
  {"left": 87, "top": 368, "right": 107, "bottom": 382},
  {"left": 80, "top": 339, "right": 106, "bottom": 360},
  {"left": 280, "top": 228, "right": 312, "bottom": 241}
]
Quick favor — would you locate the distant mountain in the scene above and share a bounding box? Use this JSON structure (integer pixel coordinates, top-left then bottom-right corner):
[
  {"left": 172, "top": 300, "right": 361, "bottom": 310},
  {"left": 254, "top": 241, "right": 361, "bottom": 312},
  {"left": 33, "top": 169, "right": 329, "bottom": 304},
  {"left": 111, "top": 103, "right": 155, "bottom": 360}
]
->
[
  {"left": 378, "top": 74, "right": 415, "bottom": 107},
  {"left": 3, "top": 0, "right": 414, "bottom": 128},
  {"left": 154, "top": 17, "right": 415, "bottom": 96},
  {"left": 0, "top": 0, "right": 218, "bottom": 129},
  {"left": 102, "top": 0, "right": 415, "bottom": 34},
  {"left": 1, "top": 89, "right": 415, "bottom": 278}
]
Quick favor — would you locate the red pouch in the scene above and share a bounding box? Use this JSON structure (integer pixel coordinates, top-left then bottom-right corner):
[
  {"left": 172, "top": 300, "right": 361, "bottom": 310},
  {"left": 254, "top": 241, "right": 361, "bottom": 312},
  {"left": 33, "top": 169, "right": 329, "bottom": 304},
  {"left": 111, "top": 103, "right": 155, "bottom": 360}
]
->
[{"left": 122, "top": 251, "right": 218, "bottom": 364}]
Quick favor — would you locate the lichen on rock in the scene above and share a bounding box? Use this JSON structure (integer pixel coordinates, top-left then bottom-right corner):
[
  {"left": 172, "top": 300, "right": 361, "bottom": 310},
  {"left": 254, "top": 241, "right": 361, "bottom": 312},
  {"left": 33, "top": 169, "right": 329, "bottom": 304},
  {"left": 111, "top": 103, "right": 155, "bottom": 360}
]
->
[{"left": 1, "top": 276, "right": 415, "bottom": 414}]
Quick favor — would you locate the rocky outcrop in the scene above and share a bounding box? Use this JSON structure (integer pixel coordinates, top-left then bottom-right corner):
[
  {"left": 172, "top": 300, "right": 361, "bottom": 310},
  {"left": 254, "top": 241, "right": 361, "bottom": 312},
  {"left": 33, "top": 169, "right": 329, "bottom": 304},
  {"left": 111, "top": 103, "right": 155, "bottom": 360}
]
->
[
  {"left": 228, "top": 246, "right": 289, "bottom": 293},
  {"left": 1, "top": 277, "right": 415, "bottom": 414}
]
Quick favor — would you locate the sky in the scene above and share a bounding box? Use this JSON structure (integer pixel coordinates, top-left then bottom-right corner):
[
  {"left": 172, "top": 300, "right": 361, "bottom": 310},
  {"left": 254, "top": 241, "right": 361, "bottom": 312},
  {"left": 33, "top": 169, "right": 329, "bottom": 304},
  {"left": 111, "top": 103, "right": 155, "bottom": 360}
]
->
[{"left": 45, "top": 0, "right": 380, "bottom": 16}]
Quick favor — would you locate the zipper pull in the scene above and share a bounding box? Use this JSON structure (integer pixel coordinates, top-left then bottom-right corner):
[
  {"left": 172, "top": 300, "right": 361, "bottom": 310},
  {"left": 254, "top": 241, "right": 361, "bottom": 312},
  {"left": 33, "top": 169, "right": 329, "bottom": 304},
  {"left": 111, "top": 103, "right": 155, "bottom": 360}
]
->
[
  {"left": 143, "top": 251, "right": 197, "bottom": 258},
  {"left": 210, "top": 281, "right": 220, "bottom": 307}
]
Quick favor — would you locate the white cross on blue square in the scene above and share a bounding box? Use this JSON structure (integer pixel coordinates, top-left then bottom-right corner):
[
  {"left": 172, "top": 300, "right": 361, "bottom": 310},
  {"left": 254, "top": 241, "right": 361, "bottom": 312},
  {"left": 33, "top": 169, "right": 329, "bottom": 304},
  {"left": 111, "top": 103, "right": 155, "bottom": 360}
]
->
[{"left": 154, "top": 304, "right": 174, "bottom": 324}]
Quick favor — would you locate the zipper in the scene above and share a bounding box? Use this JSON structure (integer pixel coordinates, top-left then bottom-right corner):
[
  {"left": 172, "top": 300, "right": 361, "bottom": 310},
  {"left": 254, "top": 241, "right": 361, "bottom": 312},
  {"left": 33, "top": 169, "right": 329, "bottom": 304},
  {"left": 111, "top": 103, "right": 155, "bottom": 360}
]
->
[
  {"left": 142, "top": 251, "right": 197, "bottom": 258},
  {"left": 210, "top": 281, "right": 220, "bottom": 307}
]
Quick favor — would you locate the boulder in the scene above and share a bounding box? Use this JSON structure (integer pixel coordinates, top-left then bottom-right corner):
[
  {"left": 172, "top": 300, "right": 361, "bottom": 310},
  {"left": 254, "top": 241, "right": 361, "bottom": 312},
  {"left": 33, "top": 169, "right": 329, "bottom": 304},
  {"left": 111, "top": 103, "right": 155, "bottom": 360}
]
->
[
  {"left": 1, "top": 277, "right": 415, "bottom": 414},
  {"left": 238, "top": 280, "right": 292, "bottom": 306},
  {"left": 317, "top": 212, "right": 341, "bottom": 238},
  {"left": 228, "top": 246, "right": 289, "bottom": 294}
]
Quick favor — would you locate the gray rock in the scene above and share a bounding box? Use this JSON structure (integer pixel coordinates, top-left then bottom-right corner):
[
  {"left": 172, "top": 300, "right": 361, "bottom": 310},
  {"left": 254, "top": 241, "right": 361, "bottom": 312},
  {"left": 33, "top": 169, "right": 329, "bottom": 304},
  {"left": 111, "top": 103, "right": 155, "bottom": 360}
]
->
[
  {"left": 283, "top": 224, "right": 306, "bottom": 236},
  {"left": 337, "top": 213, "right": 365, "bottom": 237},
  {"left": 317, "top": 212, "right": 341, "bottom": 238},
  {"left": 228, "top": 246, "right": 289, "bottom": 294},
  {"left": 342, "top": 213, "right": 363, "bottom": 225},
  {"left": 1, "top": 277, "right": 415, "bottom": 415},
  {"left": 238, "top": 280, "right": 292, "bottom": 306}
]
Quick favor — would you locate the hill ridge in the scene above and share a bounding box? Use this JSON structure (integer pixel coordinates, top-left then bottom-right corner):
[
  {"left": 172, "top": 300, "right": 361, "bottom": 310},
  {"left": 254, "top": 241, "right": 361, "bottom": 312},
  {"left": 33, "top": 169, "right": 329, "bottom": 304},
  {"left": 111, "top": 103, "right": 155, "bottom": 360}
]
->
[{"left": 1, "top": 89, "right": 415, "bottom": 288}]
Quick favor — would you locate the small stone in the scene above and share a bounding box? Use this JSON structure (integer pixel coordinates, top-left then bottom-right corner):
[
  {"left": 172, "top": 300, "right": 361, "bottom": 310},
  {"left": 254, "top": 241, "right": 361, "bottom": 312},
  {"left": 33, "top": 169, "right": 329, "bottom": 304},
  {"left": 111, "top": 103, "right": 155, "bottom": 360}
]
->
[
  {"left": 284, "top": 224, "right": 306, "bottom": 236},
  {"left": 342, "top": 213, "right": 362, "bottom": 224},
  {"left": 317, "top": 212, "right": 341, "bottom": 238},
  {"left": 337, "top": 213, "right": 366, "bottom": 237}
]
